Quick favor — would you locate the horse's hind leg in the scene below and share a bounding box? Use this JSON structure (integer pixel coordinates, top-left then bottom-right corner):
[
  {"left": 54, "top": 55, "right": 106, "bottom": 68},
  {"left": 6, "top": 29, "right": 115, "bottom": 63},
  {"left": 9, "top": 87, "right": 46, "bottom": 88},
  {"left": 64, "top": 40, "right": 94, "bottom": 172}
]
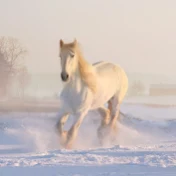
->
[
  {"left": 108, "top": 96, "right": 120, "bottom": 143},
  {"left": 56, "top": 113, "right": 69, "bottom": 147},
  {"left": 97, "top": 106, "right": 111, "bottom": 145}
]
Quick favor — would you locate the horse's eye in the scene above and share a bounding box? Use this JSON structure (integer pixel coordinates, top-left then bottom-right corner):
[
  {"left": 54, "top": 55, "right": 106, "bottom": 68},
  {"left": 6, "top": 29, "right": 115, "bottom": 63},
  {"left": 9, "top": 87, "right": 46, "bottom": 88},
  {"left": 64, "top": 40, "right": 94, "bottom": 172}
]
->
[{"left": 70, "top": 54, "right": 75, "bottom": 58}]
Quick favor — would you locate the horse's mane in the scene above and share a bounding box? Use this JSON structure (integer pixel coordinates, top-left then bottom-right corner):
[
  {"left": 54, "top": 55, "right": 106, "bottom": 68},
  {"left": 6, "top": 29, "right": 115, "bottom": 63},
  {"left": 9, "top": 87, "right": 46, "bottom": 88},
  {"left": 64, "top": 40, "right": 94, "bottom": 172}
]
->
[
  {"left": 76, "top": 44, "right": 97, "bottom": 93},
  {"left": 60, "top": 40, "right": 97, "bottom": 93}
]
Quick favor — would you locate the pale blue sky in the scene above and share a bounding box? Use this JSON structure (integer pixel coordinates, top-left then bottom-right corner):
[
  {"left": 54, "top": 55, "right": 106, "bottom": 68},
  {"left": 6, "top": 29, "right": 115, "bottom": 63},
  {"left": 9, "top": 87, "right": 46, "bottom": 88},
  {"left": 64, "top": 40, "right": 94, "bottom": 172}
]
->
[{"left": 0, "top": 0, "right": 176, "bottom": 76}]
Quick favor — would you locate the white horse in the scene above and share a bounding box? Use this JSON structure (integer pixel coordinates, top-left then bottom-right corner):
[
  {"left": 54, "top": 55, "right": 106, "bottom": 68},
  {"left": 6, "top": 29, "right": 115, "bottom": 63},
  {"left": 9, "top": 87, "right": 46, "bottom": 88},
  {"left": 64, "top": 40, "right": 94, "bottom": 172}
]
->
[{"left": 56, "top": 39, "right": 128, "bottom": 149}]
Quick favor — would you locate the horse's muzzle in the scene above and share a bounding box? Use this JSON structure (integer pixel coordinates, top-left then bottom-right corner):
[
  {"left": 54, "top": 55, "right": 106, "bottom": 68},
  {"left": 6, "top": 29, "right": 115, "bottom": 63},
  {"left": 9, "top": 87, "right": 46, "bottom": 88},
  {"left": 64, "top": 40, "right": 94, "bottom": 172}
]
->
[{"left": 61, "top": 72, "right": 69, "bottom": 82}]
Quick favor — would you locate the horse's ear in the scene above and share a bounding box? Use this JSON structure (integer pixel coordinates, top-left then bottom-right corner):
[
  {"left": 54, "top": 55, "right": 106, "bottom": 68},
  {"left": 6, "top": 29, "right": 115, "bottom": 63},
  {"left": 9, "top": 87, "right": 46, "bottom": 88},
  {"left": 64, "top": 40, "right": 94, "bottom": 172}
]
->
[
  {"left": 60, "top": 39, "right": 64, "bottom": 48},
  {"left": 73, "top": 38, "right": 77, "bottom": 46}
]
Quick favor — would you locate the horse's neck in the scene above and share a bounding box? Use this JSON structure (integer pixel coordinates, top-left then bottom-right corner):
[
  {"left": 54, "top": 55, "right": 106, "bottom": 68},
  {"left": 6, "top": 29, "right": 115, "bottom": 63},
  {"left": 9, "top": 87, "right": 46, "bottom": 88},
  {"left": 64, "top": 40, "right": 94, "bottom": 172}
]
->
[
  {"left": 64, "top": 50, "right": 97, "bottom": 93},
  {"left": 77, "top": 54, "right": 97, "bottom": 93},
  {"left": 77, "top": 52, "right": 93, "bottom": 72}
]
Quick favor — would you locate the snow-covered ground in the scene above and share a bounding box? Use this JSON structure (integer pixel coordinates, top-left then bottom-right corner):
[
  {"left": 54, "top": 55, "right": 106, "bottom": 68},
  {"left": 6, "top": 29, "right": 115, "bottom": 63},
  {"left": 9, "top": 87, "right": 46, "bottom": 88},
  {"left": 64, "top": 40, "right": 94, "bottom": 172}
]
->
[{"left": 0, "top": 104, "right": 176, "bottom": 175}]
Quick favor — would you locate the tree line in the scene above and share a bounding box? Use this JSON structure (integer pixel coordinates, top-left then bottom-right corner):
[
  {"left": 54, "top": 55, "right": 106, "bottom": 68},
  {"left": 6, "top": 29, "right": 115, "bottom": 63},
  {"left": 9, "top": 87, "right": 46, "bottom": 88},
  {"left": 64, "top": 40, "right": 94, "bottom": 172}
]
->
[{"left": 0, "top": 36, "right": 30, "bottom": 99}]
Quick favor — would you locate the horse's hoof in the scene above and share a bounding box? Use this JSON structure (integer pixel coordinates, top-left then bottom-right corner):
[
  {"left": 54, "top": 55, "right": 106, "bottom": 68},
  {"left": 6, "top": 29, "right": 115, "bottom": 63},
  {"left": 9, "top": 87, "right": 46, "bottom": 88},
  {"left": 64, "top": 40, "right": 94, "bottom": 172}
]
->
[{"left": 65, "top": 144, "right": 72, "bottom": 150}]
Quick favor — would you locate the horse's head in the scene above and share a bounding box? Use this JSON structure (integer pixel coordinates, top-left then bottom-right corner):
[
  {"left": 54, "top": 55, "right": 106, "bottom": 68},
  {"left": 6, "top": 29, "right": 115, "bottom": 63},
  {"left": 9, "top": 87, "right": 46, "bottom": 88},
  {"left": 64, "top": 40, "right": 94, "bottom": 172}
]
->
[{"left": 59, "top": 39, "right": 79, "bottom": 82}]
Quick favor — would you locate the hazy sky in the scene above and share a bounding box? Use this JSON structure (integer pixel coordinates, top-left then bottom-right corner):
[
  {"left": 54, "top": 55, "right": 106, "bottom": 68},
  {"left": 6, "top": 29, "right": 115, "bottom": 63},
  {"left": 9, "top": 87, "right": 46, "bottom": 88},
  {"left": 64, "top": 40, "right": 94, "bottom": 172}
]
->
[{"left": 0, "top": 0, "right": 176, "bottom": 76}]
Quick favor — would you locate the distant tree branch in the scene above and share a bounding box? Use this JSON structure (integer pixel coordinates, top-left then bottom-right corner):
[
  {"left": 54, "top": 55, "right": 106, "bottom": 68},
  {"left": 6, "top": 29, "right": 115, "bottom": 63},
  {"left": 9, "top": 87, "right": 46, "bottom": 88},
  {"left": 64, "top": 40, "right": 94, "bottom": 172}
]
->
[
  {"left": 0, "top": 36, "right": 28, "bottom": 98},
  {"left": 0, "top": 36, "right": 27, "bottom": 75}
]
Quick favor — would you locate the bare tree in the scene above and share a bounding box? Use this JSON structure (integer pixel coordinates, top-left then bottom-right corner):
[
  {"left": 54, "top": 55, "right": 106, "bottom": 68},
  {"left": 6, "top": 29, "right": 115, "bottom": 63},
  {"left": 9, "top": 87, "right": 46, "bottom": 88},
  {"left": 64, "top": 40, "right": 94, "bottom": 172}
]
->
[
  {"left": 0, "top": 36, "right": 27, "bottom": 75},
  {"left": 0, "top": 52, "right": 10, "bottom": 98},
  {"left": 16, "top": 66, "right": 31, "bottom": 99},
  {"left": 0, "top": 36, "right": 27, "bottom": 98}
]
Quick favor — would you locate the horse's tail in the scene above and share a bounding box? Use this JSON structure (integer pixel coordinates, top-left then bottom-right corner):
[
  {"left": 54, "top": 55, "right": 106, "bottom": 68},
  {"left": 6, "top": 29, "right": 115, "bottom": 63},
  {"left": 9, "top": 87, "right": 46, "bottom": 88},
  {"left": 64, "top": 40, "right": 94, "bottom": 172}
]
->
[
  {"left": 119, "top": 111, "right": 127, "bottom": 121},
  {"left": 120, "top": 111, "right": 126, "bottom": 117}
]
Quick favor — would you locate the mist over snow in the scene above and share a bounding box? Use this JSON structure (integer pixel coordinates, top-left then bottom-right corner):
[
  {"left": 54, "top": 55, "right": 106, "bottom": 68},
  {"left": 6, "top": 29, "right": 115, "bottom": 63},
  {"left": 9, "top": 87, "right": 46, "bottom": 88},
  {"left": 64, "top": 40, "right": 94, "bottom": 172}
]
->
[{"left": 0, "top": 105, "right": 176, "bottom": 175}]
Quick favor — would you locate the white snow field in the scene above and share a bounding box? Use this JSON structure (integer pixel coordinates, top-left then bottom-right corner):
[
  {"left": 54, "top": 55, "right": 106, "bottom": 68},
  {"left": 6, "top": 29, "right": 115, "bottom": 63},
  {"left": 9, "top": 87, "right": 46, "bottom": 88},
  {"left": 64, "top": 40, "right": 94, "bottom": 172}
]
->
[{"left": 0, "top": 104, "right": 176, "bottom": 176}]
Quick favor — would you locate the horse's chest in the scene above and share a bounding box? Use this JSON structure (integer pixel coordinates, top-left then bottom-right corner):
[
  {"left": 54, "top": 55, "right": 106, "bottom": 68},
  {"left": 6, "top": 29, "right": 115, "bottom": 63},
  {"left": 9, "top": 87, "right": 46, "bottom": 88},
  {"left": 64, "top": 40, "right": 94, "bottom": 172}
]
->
[{"left": 60, "top": 86, "right": 92, "bottom": 113}]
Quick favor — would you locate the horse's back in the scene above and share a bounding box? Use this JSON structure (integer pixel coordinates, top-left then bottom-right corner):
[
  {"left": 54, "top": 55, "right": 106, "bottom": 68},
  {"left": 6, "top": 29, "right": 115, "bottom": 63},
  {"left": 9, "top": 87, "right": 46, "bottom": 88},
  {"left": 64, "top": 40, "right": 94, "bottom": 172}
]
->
[
  {"left": 93, "top": 61, "right": 125, "bottom": 77},
  {"left": 92, "top": 61, "right": 128, "bottom": 103},
  {"left": 92, "top": 61, "right": 105, "bottom": 66}
]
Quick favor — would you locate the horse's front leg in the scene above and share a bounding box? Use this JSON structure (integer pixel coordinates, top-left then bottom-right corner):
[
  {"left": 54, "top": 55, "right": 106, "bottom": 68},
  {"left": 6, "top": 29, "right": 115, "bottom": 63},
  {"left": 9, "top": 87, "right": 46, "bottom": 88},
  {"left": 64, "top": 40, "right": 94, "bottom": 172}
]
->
[
  {"left": 65, "top": 111, "right": 87, "bottom": 149},
  {"left": 55, "top": 112, "right": 69, "bottom": 147}
]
